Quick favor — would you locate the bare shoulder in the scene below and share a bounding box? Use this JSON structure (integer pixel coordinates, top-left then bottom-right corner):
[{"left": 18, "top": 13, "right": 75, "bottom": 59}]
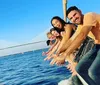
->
[
  {"left": 84, "top": 12, "right": 97, "bottom": 27},
  {"left": 64, "top": 24, "right": 75, "bottom": 30},
  {"left": 84, "top": 12, "right": 96, "bottom": 18},
  {"left": 85, "top": 12, "right": 94, "bottom": 15}
]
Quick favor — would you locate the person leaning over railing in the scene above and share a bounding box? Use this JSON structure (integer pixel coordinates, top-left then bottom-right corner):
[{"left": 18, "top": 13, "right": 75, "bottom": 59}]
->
[{"left": 50, "top": 6, "right": 100, "bottom": 85}]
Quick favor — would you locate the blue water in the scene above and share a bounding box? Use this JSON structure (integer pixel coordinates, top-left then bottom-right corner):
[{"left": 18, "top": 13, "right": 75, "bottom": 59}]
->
[{"left": 0, "top": 48, "right": 71, "bottom": 85}]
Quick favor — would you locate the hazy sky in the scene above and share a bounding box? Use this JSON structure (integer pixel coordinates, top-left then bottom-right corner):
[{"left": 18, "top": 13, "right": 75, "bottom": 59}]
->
[{"left": 0, "top": 0, "right": 100, "bottom": 48}]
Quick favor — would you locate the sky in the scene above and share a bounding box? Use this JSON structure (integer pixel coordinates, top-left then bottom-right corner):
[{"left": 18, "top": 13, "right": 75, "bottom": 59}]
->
[{"left": 0, "top": 0, "right": 100, "bottom": 48}]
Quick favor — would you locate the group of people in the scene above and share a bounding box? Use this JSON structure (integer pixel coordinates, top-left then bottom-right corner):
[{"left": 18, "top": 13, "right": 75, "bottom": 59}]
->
[{"left": 42, "top": 6, "right": 100, "bottom": 85}]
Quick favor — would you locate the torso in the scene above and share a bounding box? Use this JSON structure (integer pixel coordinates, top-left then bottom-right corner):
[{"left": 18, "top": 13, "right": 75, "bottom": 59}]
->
[
  {"left": 81, "top": 13, "right": 100, "bottom": 44},
  {"left": 91, "top": 23, "right": 100, "bottom": 44}
]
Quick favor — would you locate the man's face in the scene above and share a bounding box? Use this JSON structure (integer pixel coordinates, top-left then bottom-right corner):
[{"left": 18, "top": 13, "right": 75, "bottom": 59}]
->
[
  {"left": 52, "top": 19, "right": 62, "bottom": 29},
  {"left": 67, "top": 10, "right": 82, "bottom": 24}
]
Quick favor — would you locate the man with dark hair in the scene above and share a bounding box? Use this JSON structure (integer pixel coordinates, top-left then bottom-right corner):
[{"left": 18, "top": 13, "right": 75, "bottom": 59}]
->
[
  {"left": 66, "top": 6, "right": 79, "bottom": 17},
  {"left": 50, "top": 6, "right": 100, "bottom": 85}
]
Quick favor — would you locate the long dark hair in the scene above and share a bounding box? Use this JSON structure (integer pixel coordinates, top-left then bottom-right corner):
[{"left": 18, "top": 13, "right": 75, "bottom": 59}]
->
[
  {"left": 51, "top": 16, "right": 77, "bottom": 39},
  {"left": 51, "top": 16, "right": 67, "bottom": 30}
]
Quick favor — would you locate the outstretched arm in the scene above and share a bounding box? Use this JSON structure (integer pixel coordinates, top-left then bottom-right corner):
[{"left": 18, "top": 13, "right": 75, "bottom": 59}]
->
[
  {"left": 44, "top": 40, "right": 60, "bottom": 60},
  {"left": 50, "top": 25, "right": 92, "bottom": 65},
  {"left": 56, "top": 24, "right": 75, "bottom": 54},
  {"left": 64, "top": 26, "right": 92, "bottom": 56},
  {"left": 42, "top": 39, "right": 58, "bottom": 56}
]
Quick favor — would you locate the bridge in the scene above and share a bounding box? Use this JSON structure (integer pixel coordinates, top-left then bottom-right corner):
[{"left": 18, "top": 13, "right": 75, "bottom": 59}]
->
[{"left": 0, "top": 40, "right": 48, "bottom": 57}]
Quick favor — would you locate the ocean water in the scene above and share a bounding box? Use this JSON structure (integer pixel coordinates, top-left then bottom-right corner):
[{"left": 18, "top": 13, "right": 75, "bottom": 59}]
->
[{"left": 0, "top": 48, "right": 71, "bottom": 85}]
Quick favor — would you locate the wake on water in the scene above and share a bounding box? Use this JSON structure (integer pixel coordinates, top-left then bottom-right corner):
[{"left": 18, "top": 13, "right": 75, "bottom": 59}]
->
[{"left": 58, "top": 77, "right": 73, "bottom": 85}]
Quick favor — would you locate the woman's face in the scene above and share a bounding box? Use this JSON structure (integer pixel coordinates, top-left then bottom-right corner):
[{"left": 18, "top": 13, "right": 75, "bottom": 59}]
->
[
  {"left": 47, "top": 34, "right": 56, "bottom": 40},
  {"left": 51, "top": 30, "right": 60, "bottom": 37},
  {"left": 52, "top": 19, "right": 62, "bottom": 29}
]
